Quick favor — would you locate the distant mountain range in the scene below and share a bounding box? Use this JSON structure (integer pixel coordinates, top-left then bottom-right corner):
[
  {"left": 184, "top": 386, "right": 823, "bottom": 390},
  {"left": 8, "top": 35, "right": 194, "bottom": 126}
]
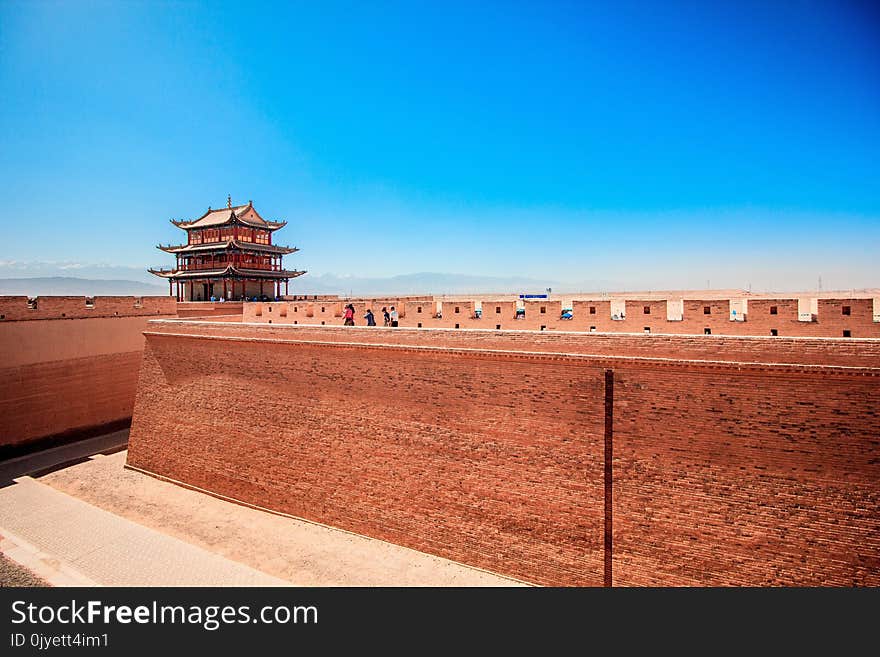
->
[
  {"left": 0, "top": 277, "right": 166, "bottom": 296},
  {"left": 2, "top": 273, "right": 873, "bottom": 299},
  {"left": 0, "top": 272, "right": 622, "bottom": 297},
  {"left": 293, "top": 272, "right": 583, "bottom": 296}
]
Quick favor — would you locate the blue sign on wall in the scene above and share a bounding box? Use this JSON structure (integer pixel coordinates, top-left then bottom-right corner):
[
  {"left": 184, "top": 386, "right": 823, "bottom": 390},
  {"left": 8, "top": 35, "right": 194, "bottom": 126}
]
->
[{"left": 520, "top": 294, "right": 548, "bottom": 299}]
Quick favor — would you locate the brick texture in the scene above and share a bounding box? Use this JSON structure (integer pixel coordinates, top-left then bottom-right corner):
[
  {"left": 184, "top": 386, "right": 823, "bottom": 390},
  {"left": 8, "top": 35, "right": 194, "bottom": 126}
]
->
[
  {"left": 127, "top": 322, "right": 880, "bottom": 586},
  {"left": 0, "top": 352, "right": 143, "bottom": 448},
  {"left": 239, "top": 296, "right": 880, "bottom": 338},
  {"left": 128, "top": 333, "right": 606, "bottom": 586},
  {"left": 0, "top": 295, "right": 176, "bottom": 321},
  {"left": 0, "top": 305, "right": 177, "bottom": 448},
  {"left": 613, "top": 364, "right": 880, "bottom": 586},
  {"left": 176, "top": 301, "right": 243, "bottom": 318}
]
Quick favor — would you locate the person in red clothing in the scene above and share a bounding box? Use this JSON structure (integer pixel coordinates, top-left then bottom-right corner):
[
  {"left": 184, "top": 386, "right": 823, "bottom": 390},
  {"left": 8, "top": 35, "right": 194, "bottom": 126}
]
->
[{"left": 343, "top": 303, "right": 355, "bottom": 326}]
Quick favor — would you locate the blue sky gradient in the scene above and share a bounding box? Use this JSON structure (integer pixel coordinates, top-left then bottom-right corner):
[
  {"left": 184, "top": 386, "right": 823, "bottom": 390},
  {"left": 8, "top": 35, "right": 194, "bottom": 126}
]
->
[{"left": 1, "top": 1, "right": 878, "bottom": 291}]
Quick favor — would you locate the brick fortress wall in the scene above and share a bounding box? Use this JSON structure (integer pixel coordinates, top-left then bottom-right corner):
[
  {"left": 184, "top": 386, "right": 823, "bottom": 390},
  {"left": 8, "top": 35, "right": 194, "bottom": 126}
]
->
[
  {"left": 0, "top": 296, "right": 177, "bottom": 453},
  {"left": 243, "top": 296, "right": 880, "bottom": 338},
  {"left": 127, "top": 321, "right": 880, "bottom": 586},
  {"left": 176, "top": 301, "right": 244, "bottom": 319}
]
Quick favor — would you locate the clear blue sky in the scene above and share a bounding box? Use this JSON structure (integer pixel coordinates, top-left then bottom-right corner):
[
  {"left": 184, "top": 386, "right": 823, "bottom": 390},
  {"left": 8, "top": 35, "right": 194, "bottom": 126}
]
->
[{"left": 1, "top": 0, "right": 878, "bottom": 291}]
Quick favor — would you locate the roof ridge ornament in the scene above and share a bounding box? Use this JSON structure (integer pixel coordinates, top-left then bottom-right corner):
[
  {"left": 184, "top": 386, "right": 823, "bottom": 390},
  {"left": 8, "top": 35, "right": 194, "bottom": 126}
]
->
[{"left": 227, "top": 194, "right": 232, "bottom": 209}]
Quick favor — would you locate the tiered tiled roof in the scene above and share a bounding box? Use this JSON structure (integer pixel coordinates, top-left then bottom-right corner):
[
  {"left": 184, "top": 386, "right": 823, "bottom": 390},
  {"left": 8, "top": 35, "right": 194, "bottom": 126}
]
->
[
  {"left": 148, "top": 266, "right": 305, "bottom": 280},
  {"left": 157, "top": 241, "right": 298, "bottom": 255},
  {"left": 171, "top": 201, "right": 287, "bottom": 231}
]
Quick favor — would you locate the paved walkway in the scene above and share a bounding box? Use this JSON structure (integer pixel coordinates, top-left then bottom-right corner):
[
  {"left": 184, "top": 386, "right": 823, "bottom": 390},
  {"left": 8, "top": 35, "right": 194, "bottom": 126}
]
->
[
  {"left": 0, "top": 477, "right": 288, "bottom": 586},
  {"left": 0, "top": 429, "right": 129, "bottom": 484},
  {"left": 1, "top": 431, "right": 525, "bottom": 587}
]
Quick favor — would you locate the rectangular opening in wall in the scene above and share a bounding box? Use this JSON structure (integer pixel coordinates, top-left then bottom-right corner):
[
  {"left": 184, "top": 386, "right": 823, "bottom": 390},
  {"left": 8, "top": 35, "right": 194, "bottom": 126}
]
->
[
  {"left": 417, "top": 322, "right": 422, "bottom": 328},
  {"left": 590, "top": 326, "right": 596, "bottom": 332},
  {"left": 643, "top": 306, "right": 651, "bottom": 314},
  {"left": 704, "top": 328, "right": 711, "bottom": 335},
  {"left": 417, "top": 306, "right": 422, "bottom": 313},
  {"left": 321, "top": 306, "right": 325, "bottom": 313},
  {"left": 843, "top": 329, "right": 851, "bottom": 337},
  {"left": 540, "top": 306, "right": 546, "bottom": 314},
  {"left": 770, "top": 306, "right": 778, "bottom": 315},
  {"left": 455, "top": 306, "right": 460, "bottom": 313},
  {"left": 268, "top": 306, "right": 272, "bottom": 312},
  {"left": 842, "top": 306, "right": 851, "bottom": 316},
  {"left": 540, "top": 325, "right": 546, "bottom": 331},
  {"left": 495, "top": 324, "right": 501, "bottom": 330},
  {"left": 703, "top": 306, "right": 711, "bottom": 314},
  {"left": 455, "top": 323, "right": 460, "bottom": 329},
  {"left": 589, "top": 306, "right": 596, "bottom": 314},
  {"left": 293, "top": 306, "right": 298, "bottom": 312},
  {"left": 85, "top": 297, "right": 95, "bottom": 308},
  {"left": 321, "top": 321, "right": 325, "bottom": 325},
  {"left": 27, "top": 298, "right": 37, "bottom": 310},
  {"left": 644, "top": 327, "right": 651, "bottom": 333},
  {"left": 294, "top": 321, "right": 298, "bottom": 324},
  {"left": 770, "top": 329, "right": 778, "bottom": 336}
]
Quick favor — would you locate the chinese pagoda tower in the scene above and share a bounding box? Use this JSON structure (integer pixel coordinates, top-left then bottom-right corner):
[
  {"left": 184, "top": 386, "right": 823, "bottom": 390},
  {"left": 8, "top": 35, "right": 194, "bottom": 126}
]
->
[{"left": 149, "top": 197, "right": 305, "bottom": 301}]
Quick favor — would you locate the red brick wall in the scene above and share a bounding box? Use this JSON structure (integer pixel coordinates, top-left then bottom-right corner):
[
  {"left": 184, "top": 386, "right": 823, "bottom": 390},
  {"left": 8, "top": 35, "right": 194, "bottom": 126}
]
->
[
  {"left": 238, "top": 297, "right": 880, "bottom": 338},
  {"left": 128, "top": 332, "right": 607, "bottom": 586},
  {"left": 572, "top": 300, "right": 614, "bottom": 332},
  {"left": 127, "top": 322, "right": 880, "bottom": 586},
  {"left": 613, "top": 364, "right": 880, "bottom": 586},
  {"left": 0, "top": 352, "right": 143, "bottom": 449},
  {"left": 0, "top": 309, "right": 176, "bottom": 449},
  {"left": 0, "top": 295, "right": 176, "bottom": 321},
  {"left": 814, "top": 299, "right": 874, "bottom": 338},
  {"left": 147, "top": 321, "right": 880, "bottom": 368},
  {"left": 741, "top": 299, "right": 800, "bottom": 336},
  {"left": 176, "top": 301, "right": 243, "bottom": 318},
  {"left": 617, "top": 300, "right": 668, "bottom": 334}
]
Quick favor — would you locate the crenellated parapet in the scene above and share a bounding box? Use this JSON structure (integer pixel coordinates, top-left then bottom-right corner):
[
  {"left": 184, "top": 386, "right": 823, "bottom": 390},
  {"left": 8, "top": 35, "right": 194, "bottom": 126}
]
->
[
  {"left": 237, "top": 295, "right": 880, "bottom": 338},
  {"left": 0, "top": 296, "right": 177, "bottom": 321}
]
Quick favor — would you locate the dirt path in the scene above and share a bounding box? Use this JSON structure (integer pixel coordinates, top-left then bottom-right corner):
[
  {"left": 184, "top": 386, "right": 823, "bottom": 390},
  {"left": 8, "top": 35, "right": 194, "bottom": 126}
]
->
[{"left": 38, "top": 452, "right": 525, "bottom": 586}]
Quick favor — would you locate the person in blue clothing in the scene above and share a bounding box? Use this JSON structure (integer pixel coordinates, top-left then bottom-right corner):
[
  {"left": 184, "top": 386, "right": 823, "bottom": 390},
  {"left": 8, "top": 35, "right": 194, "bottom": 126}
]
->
[{"left": 364, "top": 308, "right": 376, "bottom": 326}]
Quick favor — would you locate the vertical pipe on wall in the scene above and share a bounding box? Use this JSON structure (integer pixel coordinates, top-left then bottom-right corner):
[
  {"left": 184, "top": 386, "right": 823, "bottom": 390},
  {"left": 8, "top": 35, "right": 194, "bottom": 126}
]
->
[{"left": 604, "top": 368, "right": 614, "bottom": 587}]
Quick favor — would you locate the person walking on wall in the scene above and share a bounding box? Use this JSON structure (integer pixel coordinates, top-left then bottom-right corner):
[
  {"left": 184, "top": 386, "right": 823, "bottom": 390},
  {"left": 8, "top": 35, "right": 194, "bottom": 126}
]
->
[
  {"left": 365, "top": 308, "right": 376, "bottom": 326},
  {"left": 390, "top": 306, "right": 399, "bottom": 327},
  {"left": 343, "top": 303, "right": 355, "bottom": 326},
  {"left": 382, "top": 306, "right": 391, "bottom": 327}
]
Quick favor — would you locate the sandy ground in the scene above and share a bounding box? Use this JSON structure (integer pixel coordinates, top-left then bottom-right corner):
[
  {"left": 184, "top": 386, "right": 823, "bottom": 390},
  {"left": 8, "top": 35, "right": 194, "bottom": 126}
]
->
[
  {"left": 37, "top": 452, "right": 525, "bottom": 587},
  {"left": 0, "top": 552, "right": 49, "bottom": 587}
]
